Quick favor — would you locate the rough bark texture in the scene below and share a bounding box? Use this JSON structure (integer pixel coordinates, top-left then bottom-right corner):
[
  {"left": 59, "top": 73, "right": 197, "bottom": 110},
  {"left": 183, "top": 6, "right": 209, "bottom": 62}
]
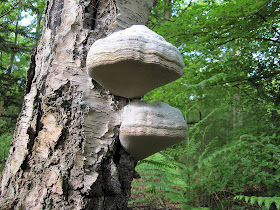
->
[{"left": 0, "top": 0, "right": 155, "bottom": 209}]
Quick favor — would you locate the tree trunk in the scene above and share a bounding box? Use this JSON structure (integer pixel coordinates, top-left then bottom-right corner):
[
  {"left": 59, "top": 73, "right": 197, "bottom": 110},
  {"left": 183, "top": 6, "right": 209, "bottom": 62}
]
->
[
  {"left": 0, "top": 100, "right": 4, "bottom": 116},
  {"left": 0, "top": 0, "right": 155, "bottom": 209},
  {"left": 162, "top": 0, "right": 171, "bottom": 24},
  {"left": 0, "top": 51, "right": 2, "bottom": 69},
  {"left": 8, "top": 16, "right": 19, "bottom": 73}
]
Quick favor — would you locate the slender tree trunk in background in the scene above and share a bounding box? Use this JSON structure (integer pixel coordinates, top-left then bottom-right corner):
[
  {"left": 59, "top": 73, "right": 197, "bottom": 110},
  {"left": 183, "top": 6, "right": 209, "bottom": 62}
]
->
[
  {"left": 162, "top": 0, "right": 171, "bottom": 24},
  {"left": 164, "top": 0, "right": 171, "bottom": 19},
  {"left": 8, "top": 17, "right": 19, "bottom": 73},
  {"left": 0, "top": 51, "right": 2, "bottom": 69},
  {"left": 1, "top": 17, "right": 20, "bottom": 115},
  {"left": 0, "top": 0, "right": 154, "bottom": 209},
  {"left": 0, "top": 101, "right": 4, "bottom": 116},
  {"left": 0, "top": 50, "right": 3, "bottom": 117},
  {"left": 232, "top": 94, "right": 242, "bottom": 129}
]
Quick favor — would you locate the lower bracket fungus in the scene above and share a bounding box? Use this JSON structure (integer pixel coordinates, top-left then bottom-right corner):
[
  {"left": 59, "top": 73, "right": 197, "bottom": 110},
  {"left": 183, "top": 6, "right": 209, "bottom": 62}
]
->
[
  {"left": 86, "top": 25, "right": 185, "bottom": 98},
  {"left": 86, "top": 24, "right": 187, "bottom": 160},
  {"left": 119, "top": 101, "right": 187, "bottom": 160}
]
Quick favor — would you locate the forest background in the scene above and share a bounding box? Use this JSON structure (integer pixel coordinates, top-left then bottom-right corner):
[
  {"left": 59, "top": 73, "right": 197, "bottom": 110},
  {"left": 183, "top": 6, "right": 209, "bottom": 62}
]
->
[{"left": 0, "top": 0, "right": 279, "bottom": 209}]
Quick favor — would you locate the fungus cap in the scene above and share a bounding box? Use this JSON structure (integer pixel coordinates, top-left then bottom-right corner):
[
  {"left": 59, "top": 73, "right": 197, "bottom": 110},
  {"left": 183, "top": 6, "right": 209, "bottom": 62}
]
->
[
  {"left": 120, "top": 101, "right": 187, "bottom": 160},
  {"left": 86, "top": 25, "right": 185, "bottom": 98}
]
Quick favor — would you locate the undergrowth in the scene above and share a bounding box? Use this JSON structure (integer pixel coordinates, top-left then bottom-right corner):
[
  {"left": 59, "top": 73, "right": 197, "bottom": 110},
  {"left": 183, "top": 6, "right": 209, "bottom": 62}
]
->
[
  {"left": 130, "top": 108, "right": 280, "bottom": 209},
  {"left": 0, "top": 132, "right": 12, "bottom": 173},
  {"left": 234, "top": 195, "right": 280, "bottom": 209},
  {"left": 0, "top": 117, "right": 15, "bottom": 173}
]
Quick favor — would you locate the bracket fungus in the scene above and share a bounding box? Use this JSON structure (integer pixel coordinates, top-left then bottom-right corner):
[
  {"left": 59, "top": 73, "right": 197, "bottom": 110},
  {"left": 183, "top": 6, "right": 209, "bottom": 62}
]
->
[
  {"left": 86, "top": 24, "right": 187, "bottom": 160},
  {"left": 111, "top": 0, "right": 154, "bottom": 31},
  {"left": 119, "top": 101, "right": 187, "bottom": 160},
  {"left": 86, "top": 25, "right": 185, "bottom": 98}
]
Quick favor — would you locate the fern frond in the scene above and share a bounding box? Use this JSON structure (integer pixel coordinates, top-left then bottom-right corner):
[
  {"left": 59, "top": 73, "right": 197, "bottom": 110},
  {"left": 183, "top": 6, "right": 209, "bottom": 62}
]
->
[
  {"left": 188, "top": 108, "right": 217, "bottom": 132},
  {"left": 234, "top": 195, "right": 280, "bottom": 209},
  {"left": 198, "top": 140, "right": 245, "bottom": 169}
]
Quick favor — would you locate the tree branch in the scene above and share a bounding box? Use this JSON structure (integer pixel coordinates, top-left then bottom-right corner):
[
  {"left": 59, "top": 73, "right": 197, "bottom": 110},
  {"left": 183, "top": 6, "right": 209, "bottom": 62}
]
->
[
  {"left": 254, "top": 37, "right": 280, "bottom": 44},
  {"left": 0, "top": 0, "right": 22, "bottom": 19},
  {"left": 232, "top": 84, "right": 262, "bottom": 102},
  {"left": 180, "top": 0, "right": 192, "bottom": 14},
  {"left": 256, "top": 12, "right": 280, "bottom": 36},
  {"left": 248, "top": 70, "right": 280, "bottom": 81}
]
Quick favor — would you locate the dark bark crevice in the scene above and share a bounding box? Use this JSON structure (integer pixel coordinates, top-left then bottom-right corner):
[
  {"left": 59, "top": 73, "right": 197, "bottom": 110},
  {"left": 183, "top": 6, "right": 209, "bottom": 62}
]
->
[
  {"left": 47, "top": 0, "right": 64, "bottom": 31},
  {"left": 83, "top": 144, "right": 134, "bottom": 210},
  {"left": 112, "top": 126, "right": 122, "bottom": 165},
  {"left": 84, "top": 0, "right": 99, "bottom": 30},
  {"left": 25, "top": 49, "right": 37, "bottom": 94}
]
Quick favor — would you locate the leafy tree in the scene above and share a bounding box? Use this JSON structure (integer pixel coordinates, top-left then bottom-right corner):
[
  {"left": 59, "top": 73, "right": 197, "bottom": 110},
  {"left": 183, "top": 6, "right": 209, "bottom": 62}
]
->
[
  {"left": 131, "top": 0, "right": 280, "bottom": 208},
  {"left": 0, "top": 0, "right": 44, "bottom": 170},
  {"left": 0, "top": 0, "right": 44, "bottom": 112}
]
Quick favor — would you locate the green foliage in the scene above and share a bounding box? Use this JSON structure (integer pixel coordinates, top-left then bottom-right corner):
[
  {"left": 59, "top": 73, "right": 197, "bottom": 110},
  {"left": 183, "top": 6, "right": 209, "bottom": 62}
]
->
[
  {"left": 234, "top": 195, "right": 280, "bottom": 209},
  {"left": 0, "top": 0, "right": 45, "bottom": 108},
  {"left": 132, "top": 110, "right": 223, "bottom": 208},
  {"left": 149, "top": 0, "right": 280, "bottom": 107},
  {"left": 131, "top": 121, "right": 280, "bottom": 208},
  {"left": 0, "top": 105, "right": 18, "bottom": 172},
  {"left": 199, "top": 133, "right": 280, "bottom": 195},
  {"left": 130, "top": 0, "right": 280, "bottom": 208},
  {"left": 0, "top": 0, "right": 45, "bottom": 173},
  {"left": 0, "top": 132, "right": 12, "bottom": 172}
]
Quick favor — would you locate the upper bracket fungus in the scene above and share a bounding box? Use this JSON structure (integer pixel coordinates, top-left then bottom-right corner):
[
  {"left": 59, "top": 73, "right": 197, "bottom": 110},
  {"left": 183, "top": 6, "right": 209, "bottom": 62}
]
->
[
  {"left": 112, "top": 1, "right": 155, "bottom": 31},
  {"left": 86, "top": 25, "right": 185, "bottom": 98},
  {"left": 119, "top": 101, "right": 187, "bottom": 160}
]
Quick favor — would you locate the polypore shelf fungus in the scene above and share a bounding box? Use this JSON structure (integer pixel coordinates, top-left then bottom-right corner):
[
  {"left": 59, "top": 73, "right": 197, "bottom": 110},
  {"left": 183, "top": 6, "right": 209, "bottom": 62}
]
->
[
  {"left": 86, "top": 24, "right": 187, "bottom": 160},
  {"left": 86, "top": 25, "right": 185, "bottom": 98},
  {"left": 120, "top": 101, "right": 187, "bottom": 160}
]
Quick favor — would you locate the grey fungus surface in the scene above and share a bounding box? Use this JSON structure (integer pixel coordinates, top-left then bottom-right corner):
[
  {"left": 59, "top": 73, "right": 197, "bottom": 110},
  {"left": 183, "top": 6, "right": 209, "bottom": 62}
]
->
[
  {"left": 86, "top": 25, "right": 187, "bottom": 160},
  {"left": 119, "top": 101, "right": 187, "bottom": 160},
  {"left": 112, "top": 1, "right": 155, "bottom": 31},
  {"left": 86, "top": 25, "right": 185, "bottom": 98}
]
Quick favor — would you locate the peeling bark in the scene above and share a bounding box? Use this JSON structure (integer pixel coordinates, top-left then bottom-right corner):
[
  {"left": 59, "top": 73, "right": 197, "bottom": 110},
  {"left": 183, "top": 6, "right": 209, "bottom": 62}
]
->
[{"left": 0, "top": 0, "right": 155, "bottom": 209}]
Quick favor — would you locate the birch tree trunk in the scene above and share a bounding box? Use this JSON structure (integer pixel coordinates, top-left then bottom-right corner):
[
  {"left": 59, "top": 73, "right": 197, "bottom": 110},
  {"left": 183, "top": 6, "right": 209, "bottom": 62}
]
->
[{"left": 0, "top": 0, "right": 155, "bottom": 209}]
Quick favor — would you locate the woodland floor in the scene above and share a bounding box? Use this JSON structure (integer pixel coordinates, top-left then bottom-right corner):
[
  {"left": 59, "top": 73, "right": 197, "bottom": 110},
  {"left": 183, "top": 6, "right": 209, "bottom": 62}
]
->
[{"left": 128, "top": 178, "right": 181, "bottom": 210}]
